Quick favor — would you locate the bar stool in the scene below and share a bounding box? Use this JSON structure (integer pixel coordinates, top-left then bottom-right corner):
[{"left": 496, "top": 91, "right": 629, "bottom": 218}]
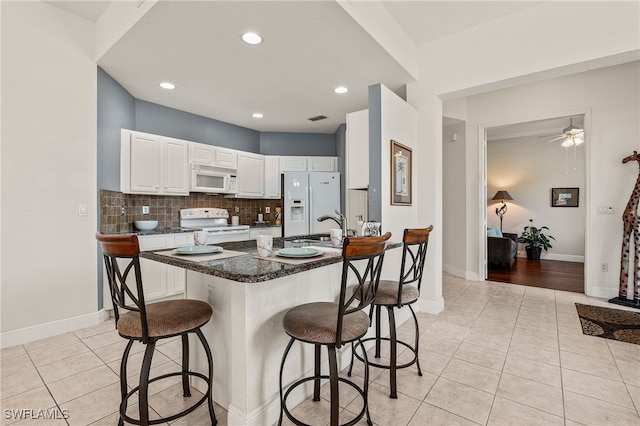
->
[
  {"left": 96, "top": 233, "right": 216, "bottom": 426},
  {"left": 278, "top": 232, "right": 392, "bottom": 426},
  {"left": 349, "top": 226, "right": 433, "bottom": 398}
]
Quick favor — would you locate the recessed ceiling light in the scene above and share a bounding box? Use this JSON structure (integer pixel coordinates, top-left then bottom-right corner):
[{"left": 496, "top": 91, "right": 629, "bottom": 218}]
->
[
  {"left": 334, "top": 86, "right": 348, "bottom": 94},
  {"left": 159, "top": 82, "right": 175, "bottom": 90},
  {"left": 252, "top": 113, "right": 263, "bottom": 118},
  {"left": 242, "top": 32, "right": 263, "bottom": 45}
]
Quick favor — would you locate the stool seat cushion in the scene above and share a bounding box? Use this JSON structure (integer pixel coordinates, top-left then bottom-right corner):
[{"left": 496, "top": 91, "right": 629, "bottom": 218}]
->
[
  {"left": 283, "top": 302, "right": 370, "bottom": 345},
  {"left": 118, "top": 299, "right": 213, "bottom": 339},
  {"left": 373, "top": 280, "right": 419, "bottom": 306}
]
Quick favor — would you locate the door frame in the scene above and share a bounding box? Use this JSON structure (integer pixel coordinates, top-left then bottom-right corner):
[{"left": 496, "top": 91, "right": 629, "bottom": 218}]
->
[{"left": 478, "top": 109, "right": 592, "bottom": 294}]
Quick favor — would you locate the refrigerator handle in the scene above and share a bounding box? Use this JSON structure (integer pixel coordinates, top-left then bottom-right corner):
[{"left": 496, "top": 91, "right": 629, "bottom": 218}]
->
[{"left": 308, "top": 186, "right": 312, "bottom": 235}]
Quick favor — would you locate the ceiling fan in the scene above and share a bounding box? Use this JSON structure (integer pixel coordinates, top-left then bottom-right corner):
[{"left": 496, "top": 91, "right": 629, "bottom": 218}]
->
[
  {"left": 547, "top": 117, "right": 584, "bottom": 147},
  {"left": 547, "top": 117, "right": 585, "bottom": 174}
]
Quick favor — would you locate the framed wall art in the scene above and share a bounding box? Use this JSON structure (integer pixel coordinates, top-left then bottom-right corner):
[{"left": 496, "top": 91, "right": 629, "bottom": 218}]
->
[
  {"left": 390, "top": 140, "right": 412, "bottom": 206},
  {"left": 551, "top": 187, "right": 579, "bottom": 207}
]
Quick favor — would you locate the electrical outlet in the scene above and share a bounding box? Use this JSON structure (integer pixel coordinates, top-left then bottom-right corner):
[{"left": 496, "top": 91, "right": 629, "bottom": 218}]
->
[
  {"left": 121, "top": 206, "right": 126, "bottom": 216},
  {"left": 265, "top": 206, "right": 270, "bottom": 214},
  {"left": 235, "top": 206, "right": 240, "bottom": 213},
  {"left": 601, "top": 263, "right": 608, "bottom": 272},
  {"left": 142, "top": 205, "right": 149, "bottom": 214},
  {"left": 78, "top": 204, "right": 88, "bottom": 216}
]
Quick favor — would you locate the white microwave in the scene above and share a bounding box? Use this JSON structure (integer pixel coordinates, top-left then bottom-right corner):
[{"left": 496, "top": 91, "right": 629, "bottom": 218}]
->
[{"left": 190, "top": 164, "right": 238, "bottom": 194}]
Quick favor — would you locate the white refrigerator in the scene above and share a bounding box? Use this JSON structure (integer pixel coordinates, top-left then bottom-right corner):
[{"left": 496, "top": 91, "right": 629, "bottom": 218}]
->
[{"left": 283, "top": 172, "right": 341, "bottom": 237}]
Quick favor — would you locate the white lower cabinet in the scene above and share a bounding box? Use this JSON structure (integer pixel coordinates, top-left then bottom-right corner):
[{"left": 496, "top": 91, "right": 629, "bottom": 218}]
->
[{"left": 102, "top": 233, "right": 192, "bottom": 311}]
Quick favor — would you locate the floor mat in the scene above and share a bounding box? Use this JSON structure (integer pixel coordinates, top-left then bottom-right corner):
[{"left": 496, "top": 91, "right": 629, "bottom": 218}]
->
[{"left": 575, "top": 303, "right": 640, "bottom": 345}]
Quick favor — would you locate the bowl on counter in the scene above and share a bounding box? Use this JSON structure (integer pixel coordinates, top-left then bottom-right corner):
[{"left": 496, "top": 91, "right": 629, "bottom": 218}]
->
[{"left": 134, "top": 220, "right": 158, "bottom": 231}]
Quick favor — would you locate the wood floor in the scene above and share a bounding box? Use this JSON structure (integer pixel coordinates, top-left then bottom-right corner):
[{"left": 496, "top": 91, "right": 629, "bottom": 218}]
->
[{"left": 488, "top": 257, "right": 585, "bottom": 293}]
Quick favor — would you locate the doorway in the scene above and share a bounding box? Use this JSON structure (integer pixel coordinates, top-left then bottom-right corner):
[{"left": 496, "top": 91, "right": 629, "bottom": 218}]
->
[{"left": 483, "top": 114, "right": 588, "bottom": 292}]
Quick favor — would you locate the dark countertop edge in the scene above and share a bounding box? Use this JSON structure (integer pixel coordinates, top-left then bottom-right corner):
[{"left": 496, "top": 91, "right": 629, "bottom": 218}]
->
[{"left": 140, "top": 240, "right": 402, "bottom": 284}]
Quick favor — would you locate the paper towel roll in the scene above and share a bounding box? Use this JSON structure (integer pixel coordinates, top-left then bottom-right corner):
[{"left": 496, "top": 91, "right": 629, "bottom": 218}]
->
[{"left": 231, "top": 216, "right": 239, "bottom": 226}]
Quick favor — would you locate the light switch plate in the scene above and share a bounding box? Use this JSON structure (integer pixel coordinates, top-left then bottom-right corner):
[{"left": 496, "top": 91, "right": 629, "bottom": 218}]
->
[
  {"left": 142, "top": 206, "right": 149, "bottom": 214},
  {"left": 78, "top": 204, "right": 88, "bottom": 216}
]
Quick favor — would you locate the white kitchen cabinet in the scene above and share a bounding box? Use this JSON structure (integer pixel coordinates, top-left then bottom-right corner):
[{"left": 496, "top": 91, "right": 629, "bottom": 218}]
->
[
  {"left": 279, "top": 156, "right": 337, "bottom": 172},
  {"left": 279, "top": 156, "right": 308, "bottom": 172},
  {"left": 190, "top": 143, "right": 238, "bottom": 169},
  {"left": 102, "top": 233, "right": 191, "bottom": 311},
  {"left": 237, "top": 152, "right": 265, "bottom": 197},
  {"left": 215, "top": 147, "right": 238, "bottom": 169},
  {"left": 346, "top": 109, "right": 369, "bottom": 189},
  {"left": 121, "top": 129, "right": 189, "bottom": 196},
  {"left": 308, "top": 157, "right": 337, "bottom": 172},
  {"left": 264, "top": 155, "right": 281, "bottom": 199}
]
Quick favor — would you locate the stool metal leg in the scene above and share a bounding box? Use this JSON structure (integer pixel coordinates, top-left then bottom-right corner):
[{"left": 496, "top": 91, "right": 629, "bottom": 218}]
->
[
  {"left": 181, "top": 334, "right": 191, "bottom": 397},
  {"left": 139, "top": 340, "right": 156, "bottom": 426},
  {"left": 409, "top": 305, "right": 422, "bottom": 376},
  {"left": 387, "top": 307, "right": 398, "bottom": 399},
  {"left": 359, "top": 339, "right": 373, "bottom": 426},
  {"left": 327, "top": 345, "right": 339, "bottom": 426},
  {"left": 313, "top": 344, "right": 321, "bottom": 401},
  {"left": 374, "top": 306, "right": 382, "bottom": 358},
  {"left": 195, "top": 328, "right": 217, "bottom": 425},
  {"left": 278, "top": 337, "right": 295, "bottom": 426},
  {"left": 119, "top": 340, "right": 135, "bottom": 426}
]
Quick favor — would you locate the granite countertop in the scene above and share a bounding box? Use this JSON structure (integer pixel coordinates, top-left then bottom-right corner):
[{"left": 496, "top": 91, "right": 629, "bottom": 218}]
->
[
  {"left": 140, "top": 238, "right": 401, "bottom": 283},
  {"left": 114, "top": 227, "right": 199, "bottom": 236}
]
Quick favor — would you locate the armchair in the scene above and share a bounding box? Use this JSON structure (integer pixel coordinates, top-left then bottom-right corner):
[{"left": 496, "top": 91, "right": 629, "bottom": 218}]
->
[{"left": 488, "top": 227, "right": 518, "bottom": 270}]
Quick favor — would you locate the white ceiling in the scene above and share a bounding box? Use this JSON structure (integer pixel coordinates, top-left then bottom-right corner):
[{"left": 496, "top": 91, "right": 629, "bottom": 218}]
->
[{"left": 49, "top": 0, "right": 549, "bottom": 134}]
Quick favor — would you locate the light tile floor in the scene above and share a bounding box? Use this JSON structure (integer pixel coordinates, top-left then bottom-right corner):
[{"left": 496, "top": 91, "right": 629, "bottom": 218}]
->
[{"left": 2, "top": 273, "right": 639, "bottom": 425}]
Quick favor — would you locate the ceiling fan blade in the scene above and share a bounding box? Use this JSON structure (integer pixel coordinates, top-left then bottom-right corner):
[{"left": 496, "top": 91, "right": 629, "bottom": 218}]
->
[{"left": 546, "top": 136, "right": 565, "bottom": 143}]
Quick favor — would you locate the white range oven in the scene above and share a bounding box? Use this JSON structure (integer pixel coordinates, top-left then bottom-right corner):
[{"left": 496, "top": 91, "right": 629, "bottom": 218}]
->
[{"left": 180, "top": 208, "right": 249, "bottom": 243}]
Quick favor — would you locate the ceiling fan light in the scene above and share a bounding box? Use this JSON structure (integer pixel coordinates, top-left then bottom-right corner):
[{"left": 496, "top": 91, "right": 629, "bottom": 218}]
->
[
  {"left": 574, "top": 136, "right": 584, "bottom": 145},
  {"left": 561, "top": 138, "right": 574, "bottom": 148}
]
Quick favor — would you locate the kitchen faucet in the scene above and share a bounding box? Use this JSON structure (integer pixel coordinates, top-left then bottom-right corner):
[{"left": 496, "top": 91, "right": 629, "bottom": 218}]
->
[{"left": 317, "top": 209, "right": 347, "bottom": 237}]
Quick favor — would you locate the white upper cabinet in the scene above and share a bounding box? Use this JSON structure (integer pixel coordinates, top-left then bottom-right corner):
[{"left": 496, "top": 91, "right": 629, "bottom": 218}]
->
[
  {"left": 189, "top": 142, "right": 238, "bottom": 169},
  {"left": 122, "top": 130, "right": 189, "bottom": 196},
  {"left": 308, "top": 157, "right": 337, "bottom": 172},
  {"left": 279, "top": 156, "right": 337, "bottom": 172},
  {"left": 264, "top": 155, "right": 281, "bottom": 199},
  {"left": 346, "top": 109, "right": 369, "bottom": 189},
  {"left": 279, "top": 156, "right": 307, "bottom": 172},
  {"left": 214, "top": 147, "right": 238, "bottom": 169},
  {"left": 237, "top": 152, "right": 265, "bottom": 197}
]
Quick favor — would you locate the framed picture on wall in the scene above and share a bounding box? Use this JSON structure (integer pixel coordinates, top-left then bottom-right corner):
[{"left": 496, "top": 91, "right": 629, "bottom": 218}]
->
[
  {"left": 551, "top": 187, "right": 579, "bottom": 207},
  {"left": 390, "top": 140, "right": 412, "bottom": 205}
]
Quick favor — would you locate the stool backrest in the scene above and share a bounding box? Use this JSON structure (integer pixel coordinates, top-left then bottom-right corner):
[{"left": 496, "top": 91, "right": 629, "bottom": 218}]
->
[
  {"left": 96, "top": 233, "right": 150, "bottom": 341},
  {"left": 336, "top": 232, "right": 392, "bottom": 348},
  {"left": 397, "top": 226, "right": 434, "bottom": 306}
]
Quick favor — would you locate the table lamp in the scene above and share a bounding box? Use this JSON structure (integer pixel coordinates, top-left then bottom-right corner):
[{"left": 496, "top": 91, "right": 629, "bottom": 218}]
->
[{"left": 492, "top": 190, "right": 513, "bottom": 231}]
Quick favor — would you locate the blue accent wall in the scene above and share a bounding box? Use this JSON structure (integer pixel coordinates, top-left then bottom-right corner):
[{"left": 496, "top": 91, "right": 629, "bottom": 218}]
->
[
  {"left": 135, "top": 100, "right": 261, "bottom": 153},
  {"left": 259, "top": 132, "right": 336, "bottom": 156},
  {"left": 97, "top": 68, "right": 135, "bottom": 192}
]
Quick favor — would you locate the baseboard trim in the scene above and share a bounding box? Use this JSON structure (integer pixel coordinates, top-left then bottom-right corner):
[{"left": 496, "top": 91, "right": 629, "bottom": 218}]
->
[
  {"left": 1, "top": 310, "right": 110, "bottom": 349},
  {"left": 517, "top": 253, "right": 585, "bottom": 263},
  {"left": 419, "top": 297, "right": 444, "bottom": 315}
]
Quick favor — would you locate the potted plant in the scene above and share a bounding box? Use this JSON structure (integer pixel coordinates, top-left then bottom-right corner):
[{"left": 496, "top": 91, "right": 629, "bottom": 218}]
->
[{"left": 518, "top": 219, "right": 555, "bottom": 260}]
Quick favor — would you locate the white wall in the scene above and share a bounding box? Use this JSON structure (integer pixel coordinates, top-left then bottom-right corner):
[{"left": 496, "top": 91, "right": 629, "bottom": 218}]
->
[
  {"left": 1, "top": 2, "right": 98, "bottom": 340},
  {"left": 487, "top": 135, "right": 586, "bottom": 262},
  {"left": 442, "top": 120, "right": 467, "bottom": 276},
  {"left": 463, "top": 62, "right": 640, "bottom": 298}
]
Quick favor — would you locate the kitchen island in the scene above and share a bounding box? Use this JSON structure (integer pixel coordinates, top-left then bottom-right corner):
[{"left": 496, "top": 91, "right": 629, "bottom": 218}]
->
[{"left": 141, "top": 238, "right": 401, "bottom": 426}]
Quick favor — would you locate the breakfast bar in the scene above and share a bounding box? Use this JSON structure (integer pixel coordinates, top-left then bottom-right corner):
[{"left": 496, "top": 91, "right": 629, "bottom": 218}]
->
[{"left": 141, "top": 238, "right": 400, "bottom": 426}]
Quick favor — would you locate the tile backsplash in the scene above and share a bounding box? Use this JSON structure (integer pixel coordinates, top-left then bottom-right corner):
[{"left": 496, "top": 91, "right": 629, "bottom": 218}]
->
[{"left": 100, "top": 189, "right": 282, "bottom": 234}]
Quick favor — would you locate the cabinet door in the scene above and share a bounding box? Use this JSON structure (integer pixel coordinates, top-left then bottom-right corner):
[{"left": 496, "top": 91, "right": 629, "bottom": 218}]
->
[
  {"left": 163, "top": 138, "right": 189, "bottom": 195},
  {"left": 215, "top": 147, "right": 238, "bottom": 169},
  {"left": 308, "top": 157, "right": 337, "bottom": 172},
  {"left": 237, "top": 152, "right": 265, "bottom": 197},
  {"left": 190, "top": 142, "right": 215, "bottom": 164},
  {"left": 279, "top": 156, "right": 307, "bottom": 172},
  {"left": 130, "top": 133, "right": 161, "bottom": 193},
  {"left": 346, "top": 109, "right": 369, "bottom": 189},
  {"left": 264, "top": 156, "right": 281, "bottom": 199}
]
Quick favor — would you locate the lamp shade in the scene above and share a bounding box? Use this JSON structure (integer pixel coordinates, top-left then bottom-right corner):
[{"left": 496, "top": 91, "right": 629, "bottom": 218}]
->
[{"left": 492, "top": 190, "right": 513, "bottom": 201}]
